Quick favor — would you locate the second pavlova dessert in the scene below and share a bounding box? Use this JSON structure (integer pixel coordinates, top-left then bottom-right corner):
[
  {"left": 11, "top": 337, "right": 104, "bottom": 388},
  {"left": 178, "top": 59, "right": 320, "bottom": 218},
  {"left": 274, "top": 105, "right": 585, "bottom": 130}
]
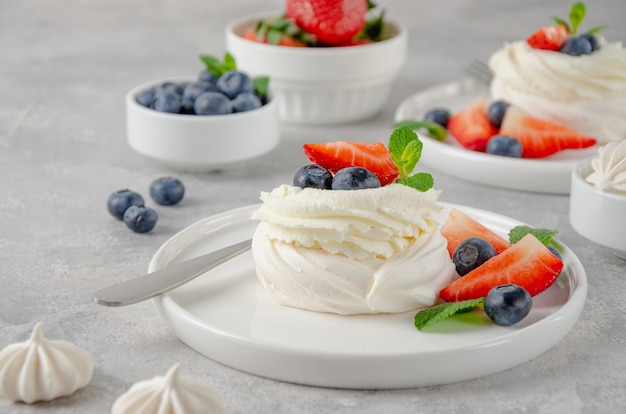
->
[{"left": 252, "top": 127, "right": 455, "bottom": 315}]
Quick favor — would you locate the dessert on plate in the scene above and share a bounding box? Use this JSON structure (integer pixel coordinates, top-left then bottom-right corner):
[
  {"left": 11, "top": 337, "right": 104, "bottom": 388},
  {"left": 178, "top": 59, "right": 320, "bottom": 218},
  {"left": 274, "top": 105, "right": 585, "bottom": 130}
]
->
[
  {"left": 251, "top": 127, "right": 456, "bottom": 315},
  {"left": 488, "top": 2, "right": 626, "bottom": 144}
]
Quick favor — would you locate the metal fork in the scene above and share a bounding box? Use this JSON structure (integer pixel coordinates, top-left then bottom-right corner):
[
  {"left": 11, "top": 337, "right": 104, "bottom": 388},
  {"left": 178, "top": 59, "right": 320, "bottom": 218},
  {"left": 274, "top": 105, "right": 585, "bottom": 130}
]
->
[{"left": 465, "top": 59, "right": 493, "bottom": 85}]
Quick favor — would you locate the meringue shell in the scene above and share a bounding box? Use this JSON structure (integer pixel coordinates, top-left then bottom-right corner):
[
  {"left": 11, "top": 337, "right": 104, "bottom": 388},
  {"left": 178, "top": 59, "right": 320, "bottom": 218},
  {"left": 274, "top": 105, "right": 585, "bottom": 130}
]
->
[
  {"left": 112, "top": 363, "right": 224, "bottom": 414},
  {"left": 0, "top": 323, "right": 94, "bottom": 403},
  {"left": 586, "top": 140, "right": 626, "bottom": 194}
]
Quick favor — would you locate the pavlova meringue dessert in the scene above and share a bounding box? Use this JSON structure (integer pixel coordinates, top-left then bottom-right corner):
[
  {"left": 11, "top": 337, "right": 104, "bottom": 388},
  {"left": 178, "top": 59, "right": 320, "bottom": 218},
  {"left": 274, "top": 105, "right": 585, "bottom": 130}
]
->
[
  {"left": 252, "top": 127, "right": 456, "bottom": 315},
  {"left": 489, "top": 2, "right": 626, "bottom": 143},
  {"left": 112, "top": 363, "right": 223, "bottom": 414},
  {"left": 0, "top": 323, "right": 93, "bottom": 403},
  {"left": 585, "top": 139, "right": 626, "bottom": 195}
]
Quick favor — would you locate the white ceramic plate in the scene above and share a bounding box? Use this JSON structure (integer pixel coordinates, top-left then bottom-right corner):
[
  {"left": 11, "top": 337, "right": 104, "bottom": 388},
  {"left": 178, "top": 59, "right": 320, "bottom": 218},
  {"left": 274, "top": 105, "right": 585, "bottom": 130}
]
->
[
  {"left": 151, "top": 203, "right": 587, "bottom": 389},
  {"left": 394, "top": 78, "right": 597, "bottom": 194}
]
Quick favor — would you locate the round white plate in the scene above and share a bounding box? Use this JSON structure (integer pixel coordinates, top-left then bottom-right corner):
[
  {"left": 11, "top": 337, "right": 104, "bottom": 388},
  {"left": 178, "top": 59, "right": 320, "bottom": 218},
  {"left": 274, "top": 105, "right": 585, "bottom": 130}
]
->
[
  {"left": 151, "top": 203, "right": 587, "bottom": 389},
  {"left": 394, "top": 78, "right": 597, "bottom": 194}
]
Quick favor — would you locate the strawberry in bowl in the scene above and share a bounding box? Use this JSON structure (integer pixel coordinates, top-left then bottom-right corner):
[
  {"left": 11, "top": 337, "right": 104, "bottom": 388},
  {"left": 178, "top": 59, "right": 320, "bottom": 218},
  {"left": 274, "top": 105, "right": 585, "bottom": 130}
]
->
[{"left": 225, "top": 0, "right": 407, "bottom": 124}]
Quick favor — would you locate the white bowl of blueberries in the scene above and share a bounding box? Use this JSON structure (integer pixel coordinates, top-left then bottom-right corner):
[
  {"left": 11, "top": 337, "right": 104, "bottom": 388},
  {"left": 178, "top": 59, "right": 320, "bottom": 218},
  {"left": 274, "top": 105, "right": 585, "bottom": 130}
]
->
[{"left": 126, "top": 54, "right": 280, "bottom": 171}]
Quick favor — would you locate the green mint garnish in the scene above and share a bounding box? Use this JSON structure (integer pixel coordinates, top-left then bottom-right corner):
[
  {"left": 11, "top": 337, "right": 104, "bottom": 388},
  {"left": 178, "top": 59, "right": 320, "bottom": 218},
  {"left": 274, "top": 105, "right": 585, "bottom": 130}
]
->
[
  {"left": 393, "top": 119, "right": 448, "bottom": 141},
  {"left": 414, "top": 298, "right": 485, "bottom": 331},
  {"left": 253, "top": 77, "right": 269, "bottom": 101},
  {"left": 551, "top": 2, "right": 605, "bottom": 36},
  {"left": 388, "top": 126, "right": 434, "bottom": 192},
  {"left": 199, "top": 52, "right": 237, "bottom": 78},
  {"left": 508, "top": 225, "right": 558, "bottom": 246}
]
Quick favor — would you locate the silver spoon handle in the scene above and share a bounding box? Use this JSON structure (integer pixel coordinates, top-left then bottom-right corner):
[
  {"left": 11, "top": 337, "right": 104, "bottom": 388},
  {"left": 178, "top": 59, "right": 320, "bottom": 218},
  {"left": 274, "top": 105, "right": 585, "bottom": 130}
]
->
[{"left": 92, "top": 239, "right": 252, "bottom": 307}]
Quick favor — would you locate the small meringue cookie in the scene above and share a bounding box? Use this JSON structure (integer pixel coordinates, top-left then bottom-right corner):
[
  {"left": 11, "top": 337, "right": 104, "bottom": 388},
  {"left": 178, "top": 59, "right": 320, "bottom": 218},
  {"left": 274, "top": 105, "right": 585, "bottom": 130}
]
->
[
  {"left": 0, "top": 322, "right": 94, "bottom": 403},
  {"left": 112, "top": 363, "right": 224, "bottom": 414}
]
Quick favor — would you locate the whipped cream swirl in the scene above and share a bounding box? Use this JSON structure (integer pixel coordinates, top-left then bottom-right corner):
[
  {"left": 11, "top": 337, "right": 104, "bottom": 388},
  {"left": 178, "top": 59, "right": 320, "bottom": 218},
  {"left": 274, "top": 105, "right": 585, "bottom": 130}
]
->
[
  {"left": 489, "top": 39, "right": 626, "bottom": 142},
  {"left": 586, "top": 140, "right": 626, "bottom": 194},
  {"left": 0, "top": 323, "right": 93, "bottom": 403},
  {"left": 112, "top": 363, "right": 223, "bottom": 414},
  {"left": 252, "top": 184, "right": 455, "bottom": 315}
]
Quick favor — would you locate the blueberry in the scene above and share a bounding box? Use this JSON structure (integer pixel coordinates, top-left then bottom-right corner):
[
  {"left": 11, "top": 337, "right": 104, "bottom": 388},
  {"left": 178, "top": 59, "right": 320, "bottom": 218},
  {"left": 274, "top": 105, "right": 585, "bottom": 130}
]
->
[
  {"left": 179, "top": 99, "right": 195, "bottom": 115},
  {"left": 424, "top": 108, "right": 451, "bottom": 128},
  {"left": 136, "top": 89, "right": 155, "bottom": 107},
  {"left": 484, "top": 284, "right": 532, "bottom": 326},
  {"left": 486, "top": 135, "right": 523, "bottom": 158},
  {"left": 231, "top": 92, "right": 262, "bottom": 113},
  {"left": 154, "top": 82, "right": 183, "bottom": 97},
  {"left": 293, "top": 164, "right": 333, "bottom": 190},
  {"left": 182, "top": 82, "right": 216, "bottom": 102},
  {"left": 198, "top": 69, "right": 218, "bottom": 84},
  {"left": 560, "top": 36, "right": 593, "bottom": 56},
  {"left": 580, "top": 33, "right": 600, "bottom": 51},
  {"left": 548, "top": 246, "right": 562, "bottom": 260},
  {"left": 331, "top": 167, "right": 381, "bottom": 190},
  {"left": 488, "top": 100, "right": 510, "bottom": 128},
  {"left": 123, "top": 205, "right": 158, "bottom": 233},
  {"left": 216, "top": 70, "right": 254, "bottom": 99},
  {"left": 452, "top": 237, "right": 497, "bottom": 276},
  {"left": 149, "top": 177, "right": 185, "bottom": 206},
  {"left": 107, "top": 189, "right": 145, "bottom": 220},
  {"left": 153, "top": 92, "right": 181, "bottom": 113},
  {"left": 194, "top": 92, "right": 232, "bottom": 115}
]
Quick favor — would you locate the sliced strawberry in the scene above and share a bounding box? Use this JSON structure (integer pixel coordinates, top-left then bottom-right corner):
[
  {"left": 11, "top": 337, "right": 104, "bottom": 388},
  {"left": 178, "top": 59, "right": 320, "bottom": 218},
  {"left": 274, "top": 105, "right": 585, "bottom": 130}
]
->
[
  {"left": 447, "top": 98, "right": 498, "bottom": 152},
  {"left": 526, "top": 25, "right": 569, "bottom": 51},
  {"left": 440, "top": 208, "right": 511, "bottom": 257},
  {"left": 243, "top": 28, "right": 307, "bottom": 47},
  {"left": 440, "top": 234, "right": 563, "bottom": 302},
  {"left": 286, "top": 0, "right": 368, "bottom": 45},
  {"left": 499, "top": 106, "right": 597, "bottom": 158},
  {"left": 303, "top": 141, "right": 399, "bottom": 185}
]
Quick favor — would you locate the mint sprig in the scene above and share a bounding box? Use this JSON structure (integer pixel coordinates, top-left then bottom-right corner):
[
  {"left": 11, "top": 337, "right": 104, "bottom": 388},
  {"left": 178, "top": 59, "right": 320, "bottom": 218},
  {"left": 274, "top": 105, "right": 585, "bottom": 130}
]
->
[
  {"left": 414, "top": 298, "right": 485, "bottom": 331},
  {"left": 393, "top": 120, "right": 448, "bottom": 141},
  {"left": 508, "top": 225, "right": 558, "bottom": 246},
  {"left": 551, "top": 2, "right": 605, "bottom": 36},
  {"left": 199, "top": 53, "right": 270, "bottom": 101},
  {"left": 388, "top": 126, "right": 434, "bottom": 192}
]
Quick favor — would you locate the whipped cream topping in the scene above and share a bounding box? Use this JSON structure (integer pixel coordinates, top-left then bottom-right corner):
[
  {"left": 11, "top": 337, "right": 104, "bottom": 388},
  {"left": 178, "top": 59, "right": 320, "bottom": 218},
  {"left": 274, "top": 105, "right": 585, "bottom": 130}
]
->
[
  {"left": 585, "top": 140, "right": 626, "bottom": 194},
  {"left": 112, "top": 363, "right": 224, "bottom": 414},
  {"left": 489, "top": 39, "right": 626, "bottom": 142},
  {"left": 252, "top": 184, "right": 455, "bottom": 315},
  {"left": 0, "top": 323, "right": 93, "bottom": 403}
]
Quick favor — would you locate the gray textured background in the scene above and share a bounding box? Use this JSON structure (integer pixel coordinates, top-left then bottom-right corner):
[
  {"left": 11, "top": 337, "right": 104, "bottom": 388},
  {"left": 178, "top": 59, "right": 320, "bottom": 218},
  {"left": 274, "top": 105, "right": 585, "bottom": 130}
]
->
[{"left": 1, "top": 0, "right": 625, "bottom": 413}]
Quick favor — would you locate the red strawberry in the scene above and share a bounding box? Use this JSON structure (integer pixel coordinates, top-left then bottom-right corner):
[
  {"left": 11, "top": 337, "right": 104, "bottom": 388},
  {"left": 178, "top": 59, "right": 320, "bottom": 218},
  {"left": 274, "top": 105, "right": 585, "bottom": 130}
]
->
[
  {"left": 440, "top": 234, "right": 563, "bottom": 302},
  {"left": 286, "top": 0, "right": 368, "bottom": 45},
  {"left": 526, "top": 25, "right": 569, "bottom": 51},
  {"left": 440, "top": 208, "right": 511, "bottom": 257},
  {"left": 303, "top": 141, "right": 399, "bottom": 185},
  {"left": 243, "top": 28, "right": 307, "bottom": 47},
  {"left": 447, "top": 98, "right": 498, "bottom": 152},
  {"left": 499, "top": 106, "right": 597, "bottom": 158}
]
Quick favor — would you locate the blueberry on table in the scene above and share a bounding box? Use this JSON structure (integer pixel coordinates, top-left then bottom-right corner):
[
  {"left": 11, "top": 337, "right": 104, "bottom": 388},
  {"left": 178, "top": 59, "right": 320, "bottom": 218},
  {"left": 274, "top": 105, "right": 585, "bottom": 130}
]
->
[
  {"left": 153, "top": 92, "right": 181, "bottom": 113},
  {"left": 484, "top": 284, "right": 532, "bottom": 326},
  {"left": 560, "top": 36, "right": 593, "bottom": 56},
  {"left": 123, "top": 205, "right": 158, "bottom": 233},
  {"left": 182, "top": 82, "right": 217, "bottom": 102},
  {"left": 293, "top": 164, "right": 333, "bottom": 190},
  {"left": 216, "top": 70, "right": 254, "bottom": 99},
  {"left": 424, "top": 108, "right": 451, "bottom": 128},
  {"left": 198, "top": 69, "right": 218, "bottom": 85},
  {"left": 487, "top": 100, "right": 510, "bottom": 128},
  {"left": 231, "top": 92, "right": 262, "bottom": 113},
  {"left": 452, "top": 237, "right": 496, "bottom": 276},
  {"left": 486, "top": 135, "right": 523, "bottom": 158},
  {"left": 331, "top": 167, "right": 381, "bottom": 190},
  {"left": 107, "top": 189, "right": 145, "bottom": 220},
  {"left": 194, "top": 92, "right": 232, "bottom": 115},
  {"left": 136, "top": 89, "right": 155, "bottom": 107},
  {"left": 149, "top": 177, "right": 185, "bottom": 206}
]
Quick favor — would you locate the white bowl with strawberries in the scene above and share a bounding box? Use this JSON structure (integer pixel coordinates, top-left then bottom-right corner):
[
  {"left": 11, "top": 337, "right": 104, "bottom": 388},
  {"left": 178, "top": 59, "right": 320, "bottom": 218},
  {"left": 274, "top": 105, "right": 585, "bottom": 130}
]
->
[{"left": 226, "top": 0, "right": 407, "bottom": 125}]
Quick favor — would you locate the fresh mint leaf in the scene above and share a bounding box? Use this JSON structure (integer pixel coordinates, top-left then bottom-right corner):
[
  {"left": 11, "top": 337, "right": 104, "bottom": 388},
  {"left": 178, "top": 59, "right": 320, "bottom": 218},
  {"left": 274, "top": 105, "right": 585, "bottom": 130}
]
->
[
  {"left": 569, "top": 2, "right": 586, "bottom": 35},
  {"left": 199, "top": 53, "right": 237, "bottom": 78},
  {"left": 552, "top": 17, "right": 571, "bottom": 32},
  {"left": 587, "top": 24, "right": 608, "bottom": 34},
  {"left": 253, "top": 77, "right": 269, "bottom": 100},
  {"left": 394, "top": 119, "right": 448, "bottom": 142},
  {"left": 388, "top": 126, "right": 422, "bottom": 178},
  {"left": 267, "top": 29, "right": 282, "bottom": 45},
  {"left": 414, "top": 298, "right": 485, "bottom": 331},
  {"left": 508, "top": 225, "right": 558, "bottom": 245},
  {"left": 396, "top": 173, "right": 433, "bottom": 192},
  {"left": 223, "top": 53, "right": 236, "bottom": 71}
]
